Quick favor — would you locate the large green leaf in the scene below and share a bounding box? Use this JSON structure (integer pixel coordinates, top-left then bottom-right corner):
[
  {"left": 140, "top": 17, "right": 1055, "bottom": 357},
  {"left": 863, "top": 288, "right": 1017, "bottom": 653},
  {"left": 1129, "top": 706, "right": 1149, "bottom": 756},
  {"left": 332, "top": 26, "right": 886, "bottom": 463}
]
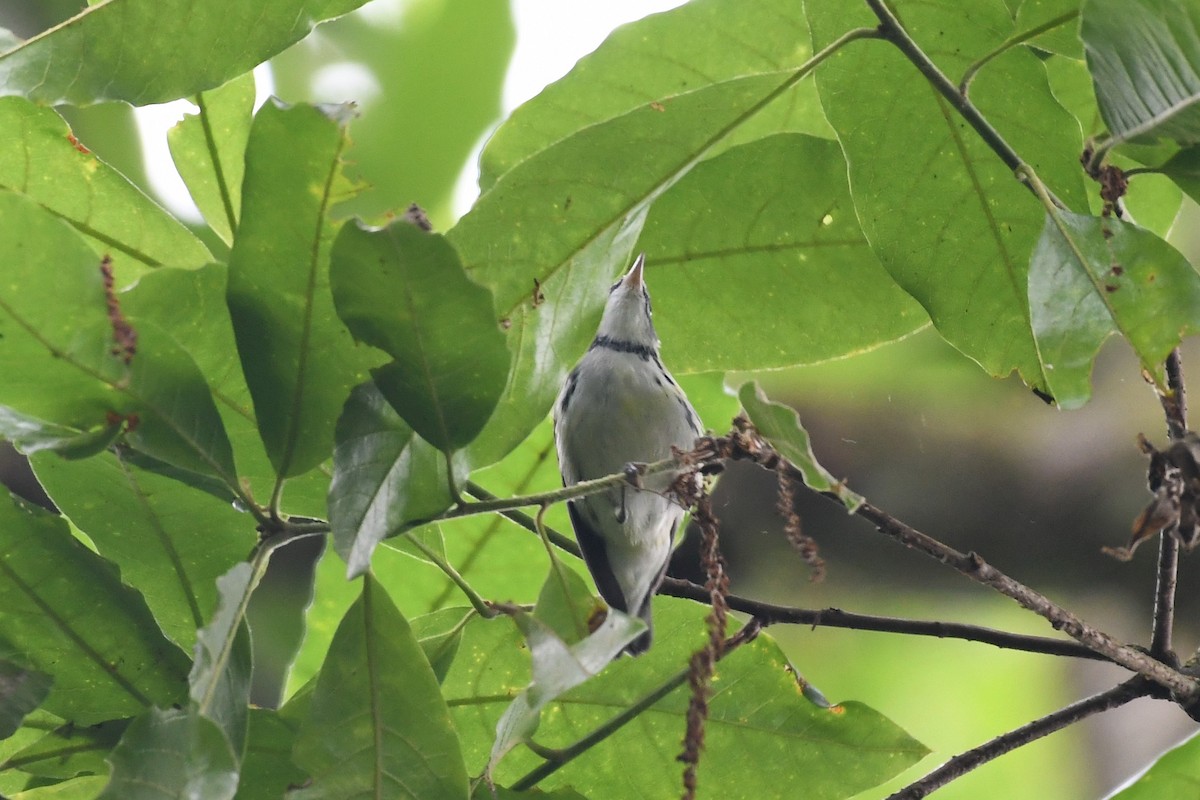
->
[
  {"left": 444, "top": 599, "right": 928, "bottom": 798},
  {"left": 0, "top": 97, "right": 210, "bottom": 283},
  {"left": 1109, "top": 730, "right": 1200, "bottom": 798},
  {"left": 1028, "top": 211, "right": 1200, "bottom": 408},
  {"left": 227, "top": 100, "right": 380, "bottom": 480},
  {"left": 328, "top": 380, "right": 463, "bottom": 578},
  {"left": 0, "top": 0, "right": 370, "bottom": 106},
  {"left": 330, "top": 220, "right": 509, "bottom": 453},
  {"left": 291, "top": 575, "right": 469, "bottom": 800},
  {"left": 98, "top": 709, "right": 238, "bottom": 800},
  {"left": 1082, "top": 0, "right": 1200, "bottom": 147},
  {"left": 29, "top": 451, "right": 251, "bottom": 651},
  {"left": 0, "top": 192, "right": 237, "bottom": 483},
  {"left": 450, "top": 75, "right": 825, "bottom": 468},
  {"left": 0, "top": 494, "right": 190, "bottom": 725},
  {"left": 807, "top": 0, "right": 1088, "bottom": 390},
  {"left": 479, "top": 0, "right": 827, "bottom": 189},
  {"left": 122, "top": 264, "right": 330, "bottom": 518},
  {"left": 168, "top": 73, "right": 255, "bottom": 246},
  {"left": 236, "top": 708, "right": 307, "bottom": 799},
  {"left": 640, "top": 134, "right": 928, "bottom": 372}
]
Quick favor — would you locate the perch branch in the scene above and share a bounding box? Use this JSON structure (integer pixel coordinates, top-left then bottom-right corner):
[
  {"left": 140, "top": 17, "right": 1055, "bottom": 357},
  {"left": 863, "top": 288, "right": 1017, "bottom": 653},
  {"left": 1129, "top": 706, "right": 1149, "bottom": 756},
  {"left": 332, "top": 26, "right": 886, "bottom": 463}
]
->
[
  {"left": 887, "top": 678, "right": 1151, "bottom": 799},
  {"left": 1152, "top": 349, "right": 1187, "bottom": 660}
]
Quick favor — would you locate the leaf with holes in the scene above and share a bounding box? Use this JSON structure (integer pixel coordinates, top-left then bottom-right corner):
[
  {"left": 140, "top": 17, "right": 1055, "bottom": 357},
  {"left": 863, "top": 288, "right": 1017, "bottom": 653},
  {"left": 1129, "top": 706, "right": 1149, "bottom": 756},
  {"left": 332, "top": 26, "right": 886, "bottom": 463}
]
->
[{"left": 1029, "top": 211, "right": 1200, "bottom": 408}]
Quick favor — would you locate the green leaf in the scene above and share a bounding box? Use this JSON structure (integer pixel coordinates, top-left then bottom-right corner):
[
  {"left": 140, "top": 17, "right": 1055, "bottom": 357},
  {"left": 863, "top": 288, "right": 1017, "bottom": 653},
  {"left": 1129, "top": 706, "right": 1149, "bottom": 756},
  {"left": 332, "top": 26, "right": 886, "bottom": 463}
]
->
[
  {"left": 98, "top": 709, "right": 238, "bottom": 800},
  {"left": 236, "top": 708, "right": 307, "bottom": 799},
  {"left": 0, "top": 494, "right": 190, "bottom": 725},
  {"left": 1082, "top": 0, "right": 1200, "bottom": 146},
  {"left": 168, "top": 73, "right": 255, "bottom": 245},
  {"left": 410, "top": 608, "right": 473, "bottom": 686},
  {"left": 0, "top": 661, "right": 52, "bottom": 739},
  {"left": 640, "top": 135, "right": 928, "bottom": 372},
  {"left": 445, "top": 599, "right": 928, "bottom": 797},
  {"left": 0, "top": 192, "right": 238, "bottom": 484},
  {"left": 1110, "top": 730, "right": 1200, "bottom": 798},
  {"left": 0, "top": 0, "right": 370, "bottom": 106},
  {"left": 331, "top": 220, "right": 509, "bottom": 453},
  {"left": 329, "top": 380, "right": 463, "bottom": 578},
  {"left": 0, "top": 97, "right": 210, "bottom": 283},
  {"left": 1014, "top": 0, "right": 1082, "bottom": 59},
  {"left": 451, "top": 76, "right": 826, "bottom": 467},
  {"left": 0, "top": 408, "right": 123, "bottom": 460},
  {"left": 227, "top": 100, "right": 380, "bottom": 480},
  {"left": 122, "top": 264, "right": 330, "bottom": 518},
  {"left": 532, "top": 567, "right": 603, "bottom": 647},
  {"left": 29, "top": 451, "right": 252, "bottom": 650},
  {"left": 1160, "top": 145, "right": 1200, "bottom": 206},
  {"left": 488, "top": 604, "right": 643, "bottom": 777},
  {"left": 2, "top": 718, "right": 126, "bottom": 780},
  {"left": 808, "top": 0, "right": 1088, "bottom": 390},
  {"left": 479, "top": 0, "right": 826, "bottom": 189},
  {"left": 738, "top": 382, "right": 863, "bottom": 511},
  {"left": 190, "top": 563, "right": 256, "bottom": 763},
  {"left": 1028, "top": 210, "right": 1200, "bottom": 408},
  {"left": 12, "top": 775, "right": 109, "bottom": 799},
  {"left": 291, "top": 575, "right": 469, "bottom": 800}
]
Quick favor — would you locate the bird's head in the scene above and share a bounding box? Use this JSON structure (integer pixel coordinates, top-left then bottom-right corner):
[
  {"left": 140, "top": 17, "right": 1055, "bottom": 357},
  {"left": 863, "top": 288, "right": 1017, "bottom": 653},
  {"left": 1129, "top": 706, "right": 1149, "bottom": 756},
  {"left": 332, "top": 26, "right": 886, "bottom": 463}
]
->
[{"left": 596, "top": 254, "right": 658, "bottom": 347}]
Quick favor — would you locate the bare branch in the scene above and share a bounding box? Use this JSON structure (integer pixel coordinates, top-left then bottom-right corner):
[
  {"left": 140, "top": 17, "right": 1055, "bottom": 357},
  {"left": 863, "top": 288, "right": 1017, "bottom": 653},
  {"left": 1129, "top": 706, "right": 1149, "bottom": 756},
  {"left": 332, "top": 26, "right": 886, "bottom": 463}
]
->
[{"left": 887, "top": 679, "right": 1151, "bottom": 799}]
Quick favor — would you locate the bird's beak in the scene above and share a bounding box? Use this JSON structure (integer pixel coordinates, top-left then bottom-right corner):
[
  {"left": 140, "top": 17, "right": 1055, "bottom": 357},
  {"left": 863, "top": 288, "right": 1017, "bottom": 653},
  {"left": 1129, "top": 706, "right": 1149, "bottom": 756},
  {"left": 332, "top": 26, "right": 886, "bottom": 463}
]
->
[{"left": 622, "top": 253, "right": 646, "bottom": 290}]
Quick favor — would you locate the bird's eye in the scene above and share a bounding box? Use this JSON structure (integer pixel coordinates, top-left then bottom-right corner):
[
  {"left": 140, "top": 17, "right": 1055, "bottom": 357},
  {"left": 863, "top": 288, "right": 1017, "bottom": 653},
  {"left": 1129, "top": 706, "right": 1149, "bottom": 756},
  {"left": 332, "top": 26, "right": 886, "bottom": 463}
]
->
[{"left": 608, "top": 279, "right": 622, "bottom": 294}]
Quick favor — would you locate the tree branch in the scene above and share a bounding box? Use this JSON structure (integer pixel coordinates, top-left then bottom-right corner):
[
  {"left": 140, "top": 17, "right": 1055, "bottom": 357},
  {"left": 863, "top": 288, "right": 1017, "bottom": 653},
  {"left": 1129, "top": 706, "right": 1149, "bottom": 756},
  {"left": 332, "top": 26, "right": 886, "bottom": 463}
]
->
[
  {"left": 1152, "top": 349, "right": 1187, "bottom": 660},
  {"left": 849, "top": 499, "right": 1198, "bottom": 699},
  {"left": 660, "top": 578, "right": 1106, "bottom": 661},
  {"left": 886, "top": 678, "right": 1151, "bottom": 799}
]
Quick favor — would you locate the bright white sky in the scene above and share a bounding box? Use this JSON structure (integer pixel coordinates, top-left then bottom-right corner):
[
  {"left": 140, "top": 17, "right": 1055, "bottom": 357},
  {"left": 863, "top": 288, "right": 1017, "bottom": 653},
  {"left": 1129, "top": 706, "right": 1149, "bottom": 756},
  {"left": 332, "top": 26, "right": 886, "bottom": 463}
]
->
[{"left": 135, "top": 0, "right": 687, "bottom": 222}]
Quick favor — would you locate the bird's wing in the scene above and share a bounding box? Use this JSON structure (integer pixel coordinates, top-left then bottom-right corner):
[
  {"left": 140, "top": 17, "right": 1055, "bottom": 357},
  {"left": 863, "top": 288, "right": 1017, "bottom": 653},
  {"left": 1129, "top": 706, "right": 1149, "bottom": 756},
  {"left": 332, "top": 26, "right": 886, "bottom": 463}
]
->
[{"left": 567, "top": 500, "right": 629, "bottom": 613}]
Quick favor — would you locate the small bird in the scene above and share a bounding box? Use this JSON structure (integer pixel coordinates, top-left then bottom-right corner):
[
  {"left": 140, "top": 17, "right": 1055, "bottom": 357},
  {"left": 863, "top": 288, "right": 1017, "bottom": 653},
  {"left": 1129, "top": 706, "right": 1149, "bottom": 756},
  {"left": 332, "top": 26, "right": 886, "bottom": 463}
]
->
[{"left": 554, "top": 254, "right": 702, "bottom": 655}]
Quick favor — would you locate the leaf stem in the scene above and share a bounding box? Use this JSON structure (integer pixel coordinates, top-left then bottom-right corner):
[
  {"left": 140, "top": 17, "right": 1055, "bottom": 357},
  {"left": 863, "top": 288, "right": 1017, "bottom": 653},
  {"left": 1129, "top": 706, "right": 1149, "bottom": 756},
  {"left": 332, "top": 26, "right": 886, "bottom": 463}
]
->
[
  {"left": 402, "top": 534, "right": 495, "bottom": 618},
  {"left": 887, "top": 678, "right": 1150, "bottom": 799},
  {"left": 958, "top": 11, "right": 1079, "bottom": 97},
  {"left": 865, "top": 0, "right": 1064, "bottom": 209}
]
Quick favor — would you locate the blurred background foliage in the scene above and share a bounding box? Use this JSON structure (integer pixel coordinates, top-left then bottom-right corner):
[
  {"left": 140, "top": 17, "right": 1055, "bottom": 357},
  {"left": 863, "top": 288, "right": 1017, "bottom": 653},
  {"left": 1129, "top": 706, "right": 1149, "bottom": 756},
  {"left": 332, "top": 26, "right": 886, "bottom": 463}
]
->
[{"left": 1, "top": 1, "right": 1197, "bottom": 797}]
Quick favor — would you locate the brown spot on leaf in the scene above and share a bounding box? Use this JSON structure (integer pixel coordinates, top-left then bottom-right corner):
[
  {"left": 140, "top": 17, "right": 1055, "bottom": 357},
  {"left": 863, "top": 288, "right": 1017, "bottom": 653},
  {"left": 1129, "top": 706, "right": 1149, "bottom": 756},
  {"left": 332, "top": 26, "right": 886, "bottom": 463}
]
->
[
  {"left": 67, "top": 132, "right": 90, "bottom": 154},
  {"left": 100, "top": 256, "right": 137, "bottom": 365}
]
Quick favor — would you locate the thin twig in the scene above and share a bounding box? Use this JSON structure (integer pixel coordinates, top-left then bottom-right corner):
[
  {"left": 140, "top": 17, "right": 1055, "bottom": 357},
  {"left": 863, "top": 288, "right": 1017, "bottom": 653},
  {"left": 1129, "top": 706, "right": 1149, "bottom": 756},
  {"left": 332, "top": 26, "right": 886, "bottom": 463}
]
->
[
  {"left": 958, "top": 11, "right": 1079, "bottom": 97},
  {"left": 509, "top": 624, "right": 758, "bottom": 792},
  {"left": 850, "top": 499, "right": 1197, "bottom": 699},
  {"left": 660, "top": 578, "right": 1105, "bottom": 661},
  {"left": 887, "top": 678, "right": 1151, "bottom": 799},
  {"left": 1152, "top": 349, "right": 1187, "bottom": 659}
]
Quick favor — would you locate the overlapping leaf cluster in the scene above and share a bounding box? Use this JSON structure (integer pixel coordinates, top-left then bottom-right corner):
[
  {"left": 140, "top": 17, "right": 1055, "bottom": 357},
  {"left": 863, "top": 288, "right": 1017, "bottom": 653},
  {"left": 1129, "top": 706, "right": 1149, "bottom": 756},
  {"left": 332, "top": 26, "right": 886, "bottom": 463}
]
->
[{"left": 0, "top": 0, "right": 1198, "bottom": 797}]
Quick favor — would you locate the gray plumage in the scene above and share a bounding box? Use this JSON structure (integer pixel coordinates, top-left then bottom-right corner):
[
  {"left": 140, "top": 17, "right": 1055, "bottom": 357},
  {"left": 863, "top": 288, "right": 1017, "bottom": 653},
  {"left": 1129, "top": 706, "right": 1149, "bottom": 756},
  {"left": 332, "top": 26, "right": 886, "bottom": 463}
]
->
[{"left": 553, "top": 254, "right": 702, "bottom": 655}]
